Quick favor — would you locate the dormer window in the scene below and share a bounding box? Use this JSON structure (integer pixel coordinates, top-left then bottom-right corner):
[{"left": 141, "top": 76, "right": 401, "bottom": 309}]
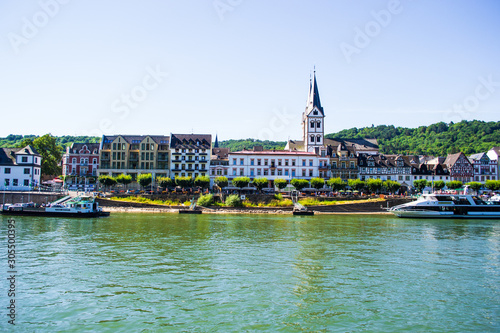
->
[{"left": 313, "top": 110, "right": 318, "bottom": 115}]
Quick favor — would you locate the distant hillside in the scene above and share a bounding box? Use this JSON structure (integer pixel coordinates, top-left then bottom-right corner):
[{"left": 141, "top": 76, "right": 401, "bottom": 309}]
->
[
  {"left": 325, "top": 120, "right": 500, "bottom": 156},
  {"left": 0, "top": 135, "right": 100, "bottom": 149},
  {"left": 218, "top": 139, "right": 286, "bottom": 152}
]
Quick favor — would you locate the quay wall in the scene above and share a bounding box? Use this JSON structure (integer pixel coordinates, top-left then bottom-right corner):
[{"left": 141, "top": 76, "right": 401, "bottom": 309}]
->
[{"left": 0, "top": 192, "right": 65, "bottom": 205}]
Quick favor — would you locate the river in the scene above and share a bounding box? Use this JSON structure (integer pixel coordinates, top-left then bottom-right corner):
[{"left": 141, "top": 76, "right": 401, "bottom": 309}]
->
[{"left": 1, "top": 213, "right": 499, "bottom": 332}]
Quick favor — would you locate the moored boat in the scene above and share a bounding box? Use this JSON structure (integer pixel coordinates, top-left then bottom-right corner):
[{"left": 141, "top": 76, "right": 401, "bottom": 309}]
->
[
  {"left": 390, "top": 193, "right": 500, "bottom": 219},
  {"left": 1, "top": 196, "right": 109, "bottom": 218}
]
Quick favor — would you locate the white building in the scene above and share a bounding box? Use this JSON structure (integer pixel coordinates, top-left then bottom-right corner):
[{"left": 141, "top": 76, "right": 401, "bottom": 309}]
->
[
  {"left": 227, "top": 148, "right": 323, "bottom": 188},
  {"left": 0, "top": 145, "right": 42, "bottom": 191},
  {"left": 169, "top": 134, "right": 211, "bottom": 179}
]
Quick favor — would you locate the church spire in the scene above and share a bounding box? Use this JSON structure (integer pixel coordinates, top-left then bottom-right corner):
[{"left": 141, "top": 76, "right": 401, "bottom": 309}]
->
[
  {"left": 306, "top": 69, "right": 323, "bottom": 114},
  {"left": 214, "top": 134, "right": 219, "bottom": 148}
]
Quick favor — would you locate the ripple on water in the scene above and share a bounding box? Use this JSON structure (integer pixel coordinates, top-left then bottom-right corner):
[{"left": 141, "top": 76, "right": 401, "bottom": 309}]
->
[{"left": 3, "top": 214, "right": 499, "bottom": 332}]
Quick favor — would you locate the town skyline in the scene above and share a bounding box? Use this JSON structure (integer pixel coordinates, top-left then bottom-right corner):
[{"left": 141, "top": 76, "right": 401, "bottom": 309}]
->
[{"left": 1, "top": 1, "right": 499, "bottom": 140}]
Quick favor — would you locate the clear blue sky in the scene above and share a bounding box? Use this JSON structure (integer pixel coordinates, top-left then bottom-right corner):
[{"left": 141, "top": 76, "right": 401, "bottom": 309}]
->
[{"left": 1, "top": 0, "right": 499, "bottom": 141}]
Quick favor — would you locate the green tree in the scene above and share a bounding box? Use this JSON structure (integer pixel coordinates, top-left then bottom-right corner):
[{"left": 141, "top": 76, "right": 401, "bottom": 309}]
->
[
  {"left": 413, "top": 179, "right": 428, "bottom": 193},
  {"left": 232, "top": 177, "right": 251, "bottom": 191},
  {"left": 197, "top": 193, "right": 214, "bottom": 207},
  {"left": 175, "top": 176, "right": 194, "bottom": 189},
  {"left": 274, "top": 179, "right": 288, "bottom": 192},
  {"left": 366, "top": 178, "right": 383, "bottom": 194},
  {"left": 433, "top": 180, "right": 446, "bottom": 191},
  {"left": 98, "top": 175, "right": 116, "bottom": 191},
  {"left": 327, "top": 177, "right": 346, "bottom": 192},
  {"left": 383, "top": 180, "right": 401, "bottom": 194},
  {"left": 348, "top": 179, "right": 366, "bottom": 192},
  {"left": 446, "top": 180, "right": 463, "bottom": 190},
  {"left": 18, "top": 134, "right": 63, "bottom": 176},
  {"left": 485, "top": 180, "right": 500, "bottom": 191},
  {"left": 466, "top": 181, "right": 483, "bottom": 193},
  {"left": 194, "top": 175, "right": 210, "bottom": 190},
  {"left": 290, "top": 178, "right": 309, "bottom": 191},
  {"left": 214, "top": 176, "right": 228, "bottom": 189},
  {"left": 115, "top": 174, "right": 132, "bottom": 189},
  {"left": 137, "top": 173, "right": 152, "bottom": 190},
  {"left": 310, "top": 177, "right": 325, "bottom": 192},
  {"left": 252, "top": 177, "right": 268, "bottom": 192},
  {"left": 157, "top": 176, "right": 173, "bottom": 190}
]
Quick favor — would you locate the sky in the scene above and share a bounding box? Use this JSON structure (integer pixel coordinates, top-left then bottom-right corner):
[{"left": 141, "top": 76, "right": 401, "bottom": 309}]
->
[{"left": 1, "top": 0, "right": 499, "bottom": 142}]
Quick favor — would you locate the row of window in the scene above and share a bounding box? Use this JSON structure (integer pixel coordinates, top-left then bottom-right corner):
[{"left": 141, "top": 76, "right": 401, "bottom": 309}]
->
[
  {"left": 174, "top": 155, "right": 206, "bottom": 161},
  {"left": 231, "top": 168, "right": 314, "bottom": 177},
  {"left": 1, "top": 168, "right": 39, "bottom": 175},
  {"left": 70, "top": 158, "right": 98, "bottom": 164},
  {"left": 175, "top": 148, "right": 206, "bottom": 153},
  {"left": 2, "top": 179, "right": 31, "bottom": 187},
  {"left": 232, "top": 159, "right": 320, "bottom": 167}
]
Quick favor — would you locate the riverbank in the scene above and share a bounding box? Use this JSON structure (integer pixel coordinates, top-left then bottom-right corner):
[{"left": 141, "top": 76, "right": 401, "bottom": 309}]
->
[{"left": 97, "top": 197, "right": 411, "bottom": 215}]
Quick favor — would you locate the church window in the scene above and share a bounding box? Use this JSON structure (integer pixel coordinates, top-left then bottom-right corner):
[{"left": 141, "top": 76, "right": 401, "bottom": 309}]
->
[
  {"left": 313, "top": 111, "right": 318, "bottom": 115},
  {"left": 310, "top": 121, "right": 314, "bottom": 128},
  {"left": 317, "top": 135, "right": 321, "bottom": 143},
  {"left": 310, "top": 135, "right": 315, "bottom": 143}
]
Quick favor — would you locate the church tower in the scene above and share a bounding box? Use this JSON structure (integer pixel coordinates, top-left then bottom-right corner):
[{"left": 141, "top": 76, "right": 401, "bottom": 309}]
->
[{"left": 302, "top": 70, "right": 325, "bottom": 152}]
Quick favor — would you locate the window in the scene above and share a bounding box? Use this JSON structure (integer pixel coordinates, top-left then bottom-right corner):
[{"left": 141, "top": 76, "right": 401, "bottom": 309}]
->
[
  {"left": 309, "top": 170, "right": 313, "bottom": 177},
  {"left": 257, "top": 169, "right": 262, "bottom": 176},
  {"left": 5, "top": 168, "right": 11, "bottom": 174},
  {"left": 302, "top": 160, "right": 306, "bottom": 166},
  {"left": 278, "top": 159, "right": 282, "bottom": 166},
  {"left": 292, "top": 169, "right": 296, "bottom": 177},
  {"left": 302, "top": 170, "right": 306, "bottom": 177},
  {"left": 277, "top": 169, "right": 282, "bottom": 176},
  {"left": 310, "top": 135, "right": 315, "bottom": 143},
  {"left": 250, "top": 169, "right": 254, "bottom": 176},
  {"left": 22, "top": 156, "right": 28, "bottom": 162},
  {"left": 13, "top": 179, "right": 18, "bottom": 186},
  {"left": 264, "top": 159, "right": 268, "bottom": 166},
  {"left": 313, "top": 110, "right": 318, "bottom": 115},
  {"left": 264, "top": 169, "right": 269, "bottom": 176},
  {"left": 285, "top": 159, "right": 289, "bottom": 166},
  {"left": 285, "top": 169, "right": 289, "bottom": 176},
  {"left": 309, "top": 160, "right": 313, "bottom": 167},
  {"left": 72, "top": 158, "right": 76, "bottom": 164},
  {"left": 5, "top": 179, "right": 10, "bottom": 186},
  {"left": 257, "top": 159, "right": 261, "bottom": 166},
  {"left": 24, "top": 168, "right": 30, "bottom": 174},
  {"left": 24, "top": 179, "right": 29, "bottom": 186},
  {"left": 233, "top": 158, "right": 237, "bottom": 165},
  {"left": 310, "top": 121, "right": 314, "bottom": 128},
  {"left": 250, "top": 159, "right": 254, "bottom": 166},
  {"left": 292, "top": 160, "right": 296, "bottom": 166},
  {"left": 240, "top": 168, "right": 244, "bottom": 176},
  {"left": 240, "top": 159, "right": 244, "bottom": 165},
  {"left": 233, "top": 169, "right": 237, "bottom": 176}
]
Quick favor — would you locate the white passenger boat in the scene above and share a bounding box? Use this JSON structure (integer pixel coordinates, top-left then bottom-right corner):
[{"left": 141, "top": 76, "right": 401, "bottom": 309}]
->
[{"left": 389, "top": 193, "right": 500, "bottom": 219}]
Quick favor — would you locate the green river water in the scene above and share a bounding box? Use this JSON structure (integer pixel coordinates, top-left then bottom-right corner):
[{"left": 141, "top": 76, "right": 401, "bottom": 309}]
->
[{"left": 1, "top": 213, "right": 499, "bottom": 332}]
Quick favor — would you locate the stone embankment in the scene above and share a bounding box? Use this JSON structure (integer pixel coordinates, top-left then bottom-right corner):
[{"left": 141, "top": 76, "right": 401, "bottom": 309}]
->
[{"left": 97, "top": 197, "right": 412, "bottom": 214}]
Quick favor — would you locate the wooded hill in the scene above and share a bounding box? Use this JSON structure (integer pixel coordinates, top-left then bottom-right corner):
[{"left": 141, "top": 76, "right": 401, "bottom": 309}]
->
[
  {"left": 325, "top": 120, "right": 500, "bottom": 156},
  {"left": 0, "top": 135, "right": 100, "bottom": 149}
]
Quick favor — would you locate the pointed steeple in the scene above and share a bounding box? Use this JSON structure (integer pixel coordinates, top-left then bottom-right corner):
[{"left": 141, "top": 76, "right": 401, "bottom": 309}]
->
[
  {"left": 214, "top": 134, "right": 219, "bottom": 148},
  {"left": 306, "top": 69, "right": 324, "bottom": 115}
]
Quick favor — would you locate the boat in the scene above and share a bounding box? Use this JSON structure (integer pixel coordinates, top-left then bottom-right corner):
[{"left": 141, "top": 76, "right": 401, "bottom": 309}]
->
[
  {"left": 179, "top": 196, "right": 202, "bottom": 214},
  {"left": 389, "top": 193, "right": 500, "bottom": 219},
  {"left": 1, "top": 196, "right": 110, "bottom": 218},
  {"left": 291, "top": 190, "right": 314, "bottom": 216}
]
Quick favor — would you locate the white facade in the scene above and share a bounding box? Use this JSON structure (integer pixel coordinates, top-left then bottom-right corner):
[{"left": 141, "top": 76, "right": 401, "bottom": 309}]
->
[
  {"left": 228, "top": 151, "right": 324, "bottom": 182},
  {"left": 0, "top": 146, "right": 42, "bottom": 191}
]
